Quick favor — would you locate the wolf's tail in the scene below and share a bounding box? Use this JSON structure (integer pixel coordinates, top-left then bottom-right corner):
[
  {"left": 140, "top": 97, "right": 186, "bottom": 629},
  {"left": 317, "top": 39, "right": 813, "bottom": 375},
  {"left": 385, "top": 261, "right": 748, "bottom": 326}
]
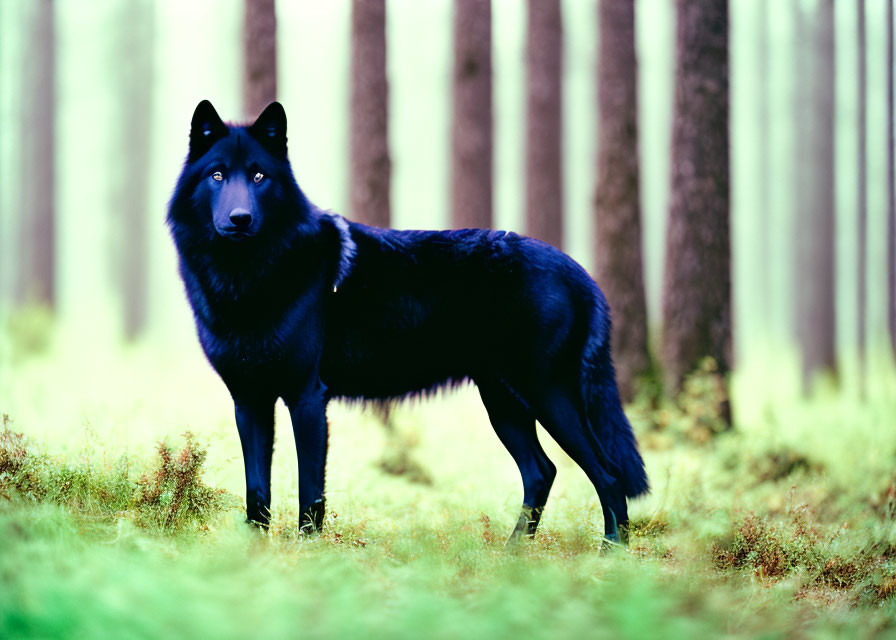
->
[{"left": 581, "top": 299, "right": 649, "bottom": 499}]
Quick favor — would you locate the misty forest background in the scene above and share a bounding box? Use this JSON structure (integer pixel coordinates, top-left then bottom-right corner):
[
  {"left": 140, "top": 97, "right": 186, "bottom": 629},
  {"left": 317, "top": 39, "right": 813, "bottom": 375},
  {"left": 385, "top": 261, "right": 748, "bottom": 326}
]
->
[
  {"left": 1, "top": 0, "right": 895, "bottom": 406},
  {"left": 2, "top": 0, "right": 896, "bottom": 636}
]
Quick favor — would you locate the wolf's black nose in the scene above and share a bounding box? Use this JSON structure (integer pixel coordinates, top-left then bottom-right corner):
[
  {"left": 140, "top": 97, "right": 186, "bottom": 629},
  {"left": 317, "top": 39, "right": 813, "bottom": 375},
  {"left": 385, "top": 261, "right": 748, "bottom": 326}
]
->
[{"left": 230, "top": 209, "right": 252, "bottom": 227}]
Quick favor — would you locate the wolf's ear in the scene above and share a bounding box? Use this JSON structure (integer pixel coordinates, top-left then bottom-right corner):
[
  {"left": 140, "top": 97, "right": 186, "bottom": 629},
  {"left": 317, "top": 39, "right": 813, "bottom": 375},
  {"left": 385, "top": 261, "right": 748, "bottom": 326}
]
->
[
  {"left": 248, "top": 102, "right": 288, "bottom": 158},
  {"left": 189, "top": 100, "right": 228, "bottom": 160}
]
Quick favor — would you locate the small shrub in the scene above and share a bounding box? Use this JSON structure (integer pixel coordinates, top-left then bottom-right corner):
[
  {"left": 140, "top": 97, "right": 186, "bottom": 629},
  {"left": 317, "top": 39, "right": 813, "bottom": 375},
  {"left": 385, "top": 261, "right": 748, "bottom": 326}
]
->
[
  {"left": 636, "top": 357, "right": 730, "bottom": 446},
  {"left": 1, "top": 420, "right": 233, "bottom": 533},
  {"left": 134, "top": 432, "right": 233, "bottom": 532},
  {"left": 757, "top": 450, "right": 817, "bottom": 482},
  {"left": 0, "top": 416, "right": 28, "bottom": 480},
  {"left": 870, "top": 474, "right": 896, "bottom": 519},
  {"left": 676, "top": 358, "right": 731, "bottom": 441},
  {"left": 724, "top": 447, "right": 824, "bottom": 486},
  {"left": 0, "top": 418, "right": 54, "bottom": 502},
  {"left": 627, "top": 513, "right": 669, "bottom": 539},
  {"left": 712, "top": 505, "right": 894, "bottom": 598}
]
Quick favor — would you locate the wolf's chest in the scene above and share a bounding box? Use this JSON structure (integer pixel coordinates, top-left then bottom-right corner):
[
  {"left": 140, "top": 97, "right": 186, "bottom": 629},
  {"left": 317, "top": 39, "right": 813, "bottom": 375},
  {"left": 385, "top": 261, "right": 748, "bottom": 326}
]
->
[{"left": 195, "top": 297, "right": 325, "bottom": 388}]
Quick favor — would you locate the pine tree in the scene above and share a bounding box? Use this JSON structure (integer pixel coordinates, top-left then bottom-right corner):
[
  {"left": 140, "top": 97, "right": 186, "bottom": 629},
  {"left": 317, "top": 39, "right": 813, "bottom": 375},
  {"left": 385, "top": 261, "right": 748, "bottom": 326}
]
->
[
  {"left": 113, "top": 0, "right": 154, "bottom": 339},
  {"left": 451, "top": 0, "right": 492, "bottom": 230},
  {"left": 593, "top": 0, "right": 650, "bottom": 403},
  {"left": 794, "top": 0, "right": 836, "bottom": 392},
  {"left": 660, "top": 0, "right": 731, "bottom": 402},
  {"left": 16, "top": 0, "right": 56, "bottom": 308},
  {"left": 887, "top": 0, "right": 895, "bottom": 361},
  {"left": 350, "top": 0, "right": 391, "bottom": 228},
  {"left": 525, "top": 0, "right": 563, "bottom": 248},
  {"left": 243, "top": 0, "right": 277, "bottom": 119},
  {"left": 857, "top": 0, "right": 867, "bottom": 392}
]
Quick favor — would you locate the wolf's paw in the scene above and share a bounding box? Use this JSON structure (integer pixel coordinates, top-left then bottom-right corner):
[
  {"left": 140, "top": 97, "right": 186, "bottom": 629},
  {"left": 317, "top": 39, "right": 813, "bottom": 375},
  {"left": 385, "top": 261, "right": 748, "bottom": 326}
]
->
[
  {"left": 601, "top": 525, "right": 629, "bottom": 552},
  {"left": 245, "top": 516, "right": 270, "bottom": 531},
  {"left": 505, "top": 529, "right": 535, "bottom": 548},
  {"left": 299, "top": 498, "right": 326, "bottom": 536}
]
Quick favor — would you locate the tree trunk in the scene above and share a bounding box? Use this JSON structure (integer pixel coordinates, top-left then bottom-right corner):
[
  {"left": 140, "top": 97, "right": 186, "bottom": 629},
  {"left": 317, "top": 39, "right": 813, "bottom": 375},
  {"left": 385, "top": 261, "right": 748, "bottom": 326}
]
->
[
  {"left": 525, "top": 0, "right": 563, "bottom": 248},
  {"left": 243, "top": 0, "right": 277, "bottom": 120},
  {"left": 451, "top": 0, "right": 492, "bottom": 230},
  {"left": 16, "top": 0, "right": 55, "bottom": 308},
  {"left": 593, "top": 0, "right": 650, "bottom": 403},
  {"left": 795, "top": 0, "right": 837, "bottom": 393},
  {"left": 113, "top": 0, "right": 154, "bottom": 340},
  {"left": 350, "top": 0, "right": 391, "bottom": 228},
  {"left": 888, "top": 0, "right": 895, "bottom": 361},
  {"left": 857, "top": 0, "right": 867, "bottom": 393},
  {"left": 757, "top": 0, "right": 771, "bottom": 344},
  {"left": 791, "top": 0, "right": 808, "bottom": 349},
  {"left": 660, "top": 0, "right": 731, "bottom": 396}
]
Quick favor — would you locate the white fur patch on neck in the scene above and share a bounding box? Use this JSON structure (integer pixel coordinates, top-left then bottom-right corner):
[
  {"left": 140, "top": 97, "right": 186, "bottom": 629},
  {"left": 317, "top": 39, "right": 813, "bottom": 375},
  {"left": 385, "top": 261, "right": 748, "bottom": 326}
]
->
[{"left": 327, "top": 213, "right": 356, "bottom": 291}]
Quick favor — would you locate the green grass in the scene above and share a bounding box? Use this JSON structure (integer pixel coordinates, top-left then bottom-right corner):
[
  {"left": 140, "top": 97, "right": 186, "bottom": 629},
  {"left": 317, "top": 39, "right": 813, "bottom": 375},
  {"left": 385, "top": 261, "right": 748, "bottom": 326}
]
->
[{"left": 1, "top": 331, "right": 895, "bottom": 638}]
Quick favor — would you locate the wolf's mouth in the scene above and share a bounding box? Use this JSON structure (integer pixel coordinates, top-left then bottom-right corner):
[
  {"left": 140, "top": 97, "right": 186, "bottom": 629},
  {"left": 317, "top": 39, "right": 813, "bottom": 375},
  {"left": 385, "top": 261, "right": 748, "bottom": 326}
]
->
[{"left": 217, "top": 227, "right": 256, "bottom": 240}]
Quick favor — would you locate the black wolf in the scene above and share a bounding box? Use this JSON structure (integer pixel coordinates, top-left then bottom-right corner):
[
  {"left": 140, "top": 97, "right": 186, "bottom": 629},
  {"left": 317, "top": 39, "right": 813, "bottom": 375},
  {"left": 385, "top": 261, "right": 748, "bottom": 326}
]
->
[{"left": 168, "top": 101, "right": 648, "bottom": 542}]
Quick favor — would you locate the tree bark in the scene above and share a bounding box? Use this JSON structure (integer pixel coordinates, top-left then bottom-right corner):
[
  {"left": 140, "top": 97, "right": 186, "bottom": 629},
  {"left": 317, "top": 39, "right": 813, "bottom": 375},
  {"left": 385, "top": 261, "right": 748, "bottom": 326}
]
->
[
  {"left": 243, "top": 0, "right": 277, "bottom": 120},
  {"left": 350, "top": 0, "right": 391, "bottom": 228},
  {"left": 791, "top": 0, "right": 808, "bottom": 348},
  {"left": 451, "top": 0, "right": 492, "bottom": 230},
  {"left": 113, "top": 0, "right": 154, "bottom": 340},
  {"left": 857, "top": 0, "right": 867, "bottom": 392},
  {"left": 757, "top": 0, "right": 771, "bottom": 343},
  {"left": 795, "top": 0, "right": 837, "bottom": 393},
  {"left": 525, "top": 0, "right": 563, "bottom": 248},
  {"left": 16, "top": 0, "right": 55, "bottom": 308},
  {"left": 660, "top": 0, "right": 730, "bottom": 395},
  {"left": 594, "top": 0, "right": 650, "bottom": 403},
  {"left": 888, "top": 0, "right": 895, "bottom": 361}
]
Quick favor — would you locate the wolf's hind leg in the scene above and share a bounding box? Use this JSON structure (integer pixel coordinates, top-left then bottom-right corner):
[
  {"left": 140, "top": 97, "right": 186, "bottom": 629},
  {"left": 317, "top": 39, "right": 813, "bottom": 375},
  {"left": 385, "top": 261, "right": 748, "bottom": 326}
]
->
[
  {"left": 477, "top": 380, "right": 556, "bottom": 541},
  {"left": 534, "top": 384, "right": 627, "bottom": 542}
]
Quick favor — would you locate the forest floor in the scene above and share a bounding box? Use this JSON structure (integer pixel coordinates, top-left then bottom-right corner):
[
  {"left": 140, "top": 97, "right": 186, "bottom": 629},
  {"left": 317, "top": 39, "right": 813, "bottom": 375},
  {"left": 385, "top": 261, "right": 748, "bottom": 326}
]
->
[{"left": 2, "top": 325, "right": 895, "bottom": 638}]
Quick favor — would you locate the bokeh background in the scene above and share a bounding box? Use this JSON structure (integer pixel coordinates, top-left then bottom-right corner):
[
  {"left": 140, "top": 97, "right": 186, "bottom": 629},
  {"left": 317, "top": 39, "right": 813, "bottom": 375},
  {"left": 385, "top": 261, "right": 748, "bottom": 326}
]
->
[{"left": 1, "top": 0, "right": 892, "bottom": 398}]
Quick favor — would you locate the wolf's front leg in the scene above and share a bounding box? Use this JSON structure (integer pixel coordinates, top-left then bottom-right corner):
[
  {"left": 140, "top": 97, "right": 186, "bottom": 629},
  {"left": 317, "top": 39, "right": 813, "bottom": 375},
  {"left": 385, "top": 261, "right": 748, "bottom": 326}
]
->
[
  {"left": 286, "top": 382, "right": 329, "bottom": 534},
  {"left": 233, "top": 396, "right": 276, "bottom": 527}
]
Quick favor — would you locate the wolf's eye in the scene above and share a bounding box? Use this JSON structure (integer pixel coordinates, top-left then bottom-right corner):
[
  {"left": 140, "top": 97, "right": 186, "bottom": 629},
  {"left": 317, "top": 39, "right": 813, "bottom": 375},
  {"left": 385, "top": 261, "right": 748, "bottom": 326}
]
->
[
  {"left": 253, "top": 172, "right": 264, "bottom": 184},
  {"left": 212, "top": 171, "right": 223, "bottom": 181}
]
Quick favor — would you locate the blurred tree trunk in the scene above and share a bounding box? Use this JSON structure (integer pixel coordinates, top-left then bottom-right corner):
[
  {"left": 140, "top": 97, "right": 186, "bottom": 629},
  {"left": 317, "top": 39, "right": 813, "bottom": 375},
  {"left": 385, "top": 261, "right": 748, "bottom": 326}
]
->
[
  {"left": 888, "top": 0, "right": 896, "bottom": 361},
  {"left": 243, "top": 0, "right": 277, "bottom": 120},
  {"left": 795, "top": 0, "right": 837, "bottom": 393},
  {"left": 350, "top": 0, "right": 391, "bottom": 228},
  {"left": 16, "top": 0, "right": 55, "bottom": 308},
  {"left": 856, "top": 0, "right": 867, "bottom": 394},
  {"left": 525, "top": 0, "right": 563, "bottom": 248},
  {"left": 113, "top": 0, "right": 154, "bottom": 340},
  {"left": 757, "top": 0, "right": 771, "bottom": 343},
  {"left": 789, "top": 0, "right": 814, "bottom": 350},
  {"left": 660, "top": 0, "right": 731, "bottom": 409},
  {"left": 451, "top": 0, "right": 492, "bottom": 229},
  {"left": 593, "top": 0, "right": 650, "bottom": 403}
]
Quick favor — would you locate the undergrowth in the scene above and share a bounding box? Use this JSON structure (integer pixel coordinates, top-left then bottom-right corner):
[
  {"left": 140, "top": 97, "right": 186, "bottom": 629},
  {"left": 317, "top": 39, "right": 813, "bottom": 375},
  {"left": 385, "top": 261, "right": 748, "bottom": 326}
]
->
[
  {"left": 1, "top": 344, "right": 895, "bottom": 638},
  {"left": 633, "top": 357, "right": 731, "bottom": 447},
  {"left": 134, "top": 432, "right": 235, "bottom": 531},
  {"left": 713, "top": 502, "right": 896, "bottom": 604},
  {"left": 0, "top": 416, "right": 234, "bottom": 532}
]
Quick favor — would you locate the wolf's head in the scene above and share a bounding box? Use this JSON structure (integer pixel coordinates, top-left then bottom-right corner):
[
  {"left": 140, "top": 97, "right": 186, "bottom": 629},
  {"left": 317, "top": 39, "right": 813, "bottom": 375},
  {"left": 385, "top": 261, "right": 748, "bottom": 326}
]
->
[{"left": 174, "top": 100, "right": 301, "bottom": 242}]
